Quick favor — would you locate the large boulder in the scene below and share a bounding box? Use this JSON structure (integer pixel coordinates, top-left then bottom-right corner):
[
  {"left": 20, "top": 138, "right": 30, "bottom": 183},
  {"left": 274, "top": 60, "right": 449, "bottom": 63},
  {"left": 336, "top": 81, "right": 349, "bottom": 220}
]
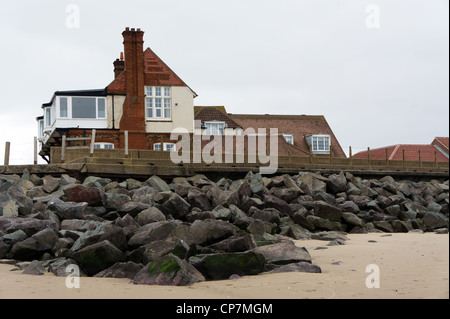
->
[
  {"left": 313, "top": 201, "right": 343, "bottom": 222},
  {"left": 71, "top": 223, "right": 127, "bottom": 252},
  {"left": 0, "top": 216, "right": 56, "bottom": 236},
  {"left": 72, "top": 240, "right": 127, "bottom": 276},
  {"left": 298, "top": 173, "right": 327, "bottom": 196},
  {"left": 189, "top": 251, "right": 266, "bottom": 280},
  {"left": 207, "top": 231, "right": 257, "bottom": 252},
  {"left": 145, "top": 176, "right": 171, "bottom": 192},
  {"left": 188, "top": 219, "right": 237, "bottom": 246},
  {"left": 133, "top": 253, "right": 205, "bottom": 286},
  {"left": 94, "top": 261, "right": 143, "bottom": 279},
  {"left": 162, "top": 193, "right": 191, "bottom": 219},
  {"left": 11, "top": 228, "right": 58, "bottom": 260},
  {"left": 135, "top": 207, "right": 166, "bottom": 226},
  {"left": 63, "top": 184, "right": 106, "bottom": 206},
  {"left": 187, "top": 189, "right": 212, "bottom": 211},
  {"left": 267, "top": 262, "right": 322, "bottom": 274},
  {"left": 252, "top": 241, "right": 311, "bottom": 265},
  {"left": 47, "top": 198, "right": 88, "bottom": 220},
  {"left": 327, "top": 172, "right": 348, "bottom": 194},
  {"left": 421, "top": 212, "right": 448, "bottom": 230},
  {"left": 128, "top": 221, "right": 178, "bottom": 248}
]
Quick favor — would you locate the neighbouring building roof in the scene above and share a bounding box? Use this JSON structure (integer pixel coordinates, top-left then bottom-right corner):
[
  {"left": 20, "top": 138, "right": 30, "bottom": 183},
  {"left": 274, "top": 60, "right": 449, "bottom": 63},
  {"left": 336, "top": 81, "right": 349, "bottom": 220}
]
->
[
  {"left": 106, "top": 48, "right": 196, "bottom": 96},
  {"left": 228, "top": 113, "right": 347, "bottom": 158},
  {"left": 194, "top": 106, "right": 242, "bottom": 129},
  {"left": 433, "top": 137, "right": 449, "bottom": 155},
  {"left": 353, "top": 144, "right": 449, "bottom": 162}
]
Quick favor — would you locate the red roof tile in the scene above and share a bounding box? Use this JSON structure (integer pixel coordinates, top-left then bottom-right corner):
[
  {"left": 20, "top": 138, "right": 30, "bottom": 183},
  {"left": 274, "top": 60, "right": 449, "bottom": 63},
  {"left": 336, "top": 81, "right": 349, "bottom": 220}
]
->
[
  {"left": 194, "top": 106, "right": 241, "bottom": 129},
  {"left": 353, "top": 144, "right": 449, "bottom": 162},
  {"left": 228, "top": 114, "right": 347, "bottom": 158},
  {"left": 106, "top": 48, "right": 195, "bottom": 95}
]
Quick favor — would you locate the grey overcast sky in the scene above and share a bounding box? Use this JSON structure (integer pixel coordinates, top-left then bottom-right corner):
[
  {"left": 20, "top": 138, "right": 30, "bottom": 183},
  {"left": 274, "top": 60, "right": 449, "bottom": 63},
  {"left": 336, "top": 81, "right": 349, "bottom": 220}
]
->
[{"left": 0, "top": 0, "right": 448, "bottom": 165}]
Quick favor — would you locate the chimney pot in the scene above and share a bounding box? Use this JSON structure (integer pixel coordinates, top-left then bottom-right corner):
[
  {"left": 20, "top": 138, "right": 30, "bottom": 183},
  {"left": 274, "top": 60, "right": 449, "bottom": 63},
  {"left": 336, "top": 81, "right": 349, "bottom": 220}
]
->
[
  {"left": 125, "top": 27, "right": 130, "bottom": 31},
  {"left": 120, "top": 52, "right": 124, "bottom": 61},
  {"left": 131, "top": 28, "right": 135, "bottom": 31},
  {"left": 137, "top": 28, "right": 141, "bottom": 31}
]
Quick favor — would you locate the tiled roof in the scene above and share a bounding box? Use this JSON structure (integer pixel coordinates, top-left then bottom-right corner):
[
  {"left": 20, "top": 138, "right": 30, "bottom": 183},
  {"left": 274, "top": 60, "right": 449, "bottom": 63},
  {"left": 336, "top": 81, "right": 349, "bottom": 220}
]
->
[
  {"left": 194, "top": 106, "right": 242, "bottom": 129},
  {"left": 353, "top": 144, "right": 449, "bottom": 162},
  {"left": 228, "top": 114, "right": 347, "bottom": 158},
  {"left": 106, "top": 48, "right": 196, "bottom": 95},
  {"left": 434, "top": 137, "right": 449, "bottom": 151}
]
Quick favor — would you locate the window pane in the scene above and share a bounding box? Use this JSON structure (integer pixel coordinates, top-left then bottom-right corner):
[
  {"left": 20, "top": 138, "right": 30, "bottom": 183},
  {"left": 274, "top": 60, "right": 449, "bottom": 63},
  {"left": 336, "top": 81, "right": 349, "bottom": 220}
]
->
[
  {"left": 324, "top": 138, "right": 330, "bottom": 150},
  {"left": 60, "top": 98, "right": 68, "bottom": 117},
  {"left": 318, "top": 138, "right": 324, "bottom": 150},
  {"left": 218, "top": 123, "right": 224, "bottom": 135},
  {"left": 164, "top": 98, "right": 171, "bottom": 118},
  {"left": 98, "top": 98, "right": 106, "bottom": 118},
  {"left": 164, "top": 87, "right": 170, "bottom": 97},
  {"left": 165, "top": 143, "right": 175, "bottom": 151},
  {"left": 146, "top": 98, "right": 153, "bottom": 118},
  {"left": 45, "top": 108, "right": 51, "bottom": 126},
  {"left": 39, "top": 120, "right": 44, "bottom": 137},
  {"left": 72, "top": 97, "right": 96, "bottom": 118},
  {"left": 155, "top": 87, "right": 161, "bottom": 96},
  {"left": 155, "top": 98, "right": 162, "bottom": 117},
  {"left": 146, "top": 87, "right": 152, "bottom": 96},
  {"left": 312, "top": 137, "right": 318, "bottom": 151},
  {"left": 153, "top": 143, "right": 161, "bottom": 151}
]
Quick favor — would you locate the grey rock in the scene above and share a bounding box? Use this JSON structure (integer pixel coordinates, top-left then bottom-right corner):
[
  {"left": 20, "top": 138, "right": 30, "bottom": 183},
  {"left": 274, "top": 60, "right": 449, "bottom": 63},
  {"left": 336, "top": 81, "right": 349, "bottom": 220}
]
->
[
  {"left": 342, "top": 212, "right": 365, "bottom": 228},
  {"left": 313, "top": 200, "right": 343, "bottom": 222},
  {"left": 11, "top": 228, "right": 58, "bottom": 260},
  {"left": 117, "top": 202, "right": 151, "bottom": 218},
  {"left": 162, "top": 193, "right": 191, "bottom": 220},
  {"left": 71, "top": 223, "right": 127, "bottom": 252},
  {"left": 306, "top": 215, "right": 343, "bottom": 232},
  {"left": 421, "top": 212, "right": 448, "bottom": 230},
  {"left": 47, "top": 199, "right": 87, "bottom": 220},
  {"left": 22, "top": 260, "right": 46, "bottom": 275},
  {"left": 0, "top": 229, "right": 28, "bottom": 245},
  {"left": 133, "top": 253, "right": 205, "bottom": 286},
  {"left": 94, "top": 261, "right": 143, "bottom": 279},
  {"left": 144, "top": 175, "right": 171, "bottom": 192},
  {"left": 327, "top": 172, "right": 348, "bottom": 194},
  {"left": 252, "top": 241, "right": 311, "bottom": 265},
  {"left": 187, "top": 188, "right": 212, "bottom": 211},
  {"left": 72, "top": 240, "right": 127, "bottom": 276},
  {"left": 207, "top": 231, "right": 257, "bottom": 252},
  {"left": 135, "top": 207, "right": 166, "bottom": 226},
  {"left": 189, "top": 251, "right": 266, "bottom": 280},
  {"left": 267, "top": 262, "right": 321, "bottom": 274},
  {"left": 128, "top": 220, "right": 178, "bottom": 248},
  {"left": 310, "top": 231, "right": 349, "bottom": 241}
]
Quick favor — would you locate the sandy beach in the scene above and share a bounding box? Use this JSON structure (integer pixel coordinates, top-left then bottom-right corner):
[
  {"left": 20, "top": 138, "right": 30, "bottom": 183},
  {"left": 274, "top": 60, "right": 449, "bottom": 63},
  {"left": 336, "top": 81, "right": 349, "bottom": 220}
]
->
[{"left": 0, "top": 233, "right": 448, "bottom": 299}]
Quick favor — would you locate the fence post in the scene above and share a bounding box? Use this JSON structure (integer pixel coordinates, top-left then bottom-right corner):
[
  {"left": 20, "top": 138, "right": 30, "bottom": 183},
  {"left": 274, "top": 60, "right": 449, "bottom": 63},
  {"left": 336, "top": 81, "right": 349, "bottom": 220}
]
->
[
  {"left": 435, "top": 150, "right": 438, "bottom": 167},
  {"left": 89, "top": 129, "right": 96, "bottom": 157},
  {"left": 385, "top": 148, "right": 389, "bottom": 166},
  {"left": 4, "top": 142, "right": 10, "bottom": 166},
  {"left": 418, "top": 150, "right": 422, "bottom": 167},
  {"left": 61, "top": 135, "right": 66, "bottom": 163},
  {"left": 349, "top": 146, "right": 352, "bottom": 165},
  {"left": 367, "top": 147, "right": 370, "bottom": 166},
  {"left": 402, "top": 149, "right": 405, "bottom": 167},
  {"left": 34, "top": 137, "right": 38, "bottom": 165},
  {"left": 309, "top": 144, "right": 313, "bottom": 164},
  {"left": 124, "top": 131, "right": 129, "bottom": 158},
  {"left": 160, "top": 135, "right": 164, "bottom": 159}
]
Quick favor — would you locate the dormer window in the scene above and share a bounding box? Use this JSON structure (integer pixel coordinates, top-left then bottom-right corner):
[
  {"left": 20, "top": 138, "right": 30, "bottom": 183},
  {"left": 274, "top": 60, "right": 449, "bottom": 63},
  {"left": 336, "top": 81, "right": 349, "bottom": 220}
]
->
[
  {"left": 146, "top": 86, "right": 171, "bottom": 120},
  {"left": 305, "top": 134, "right": 331, "bottom": 154},
  {"left": 204, "top": 121, "right": 225, "bottom": 135},
  {"left": 283, "top": 134, "right": 294, "bottom": 145}
]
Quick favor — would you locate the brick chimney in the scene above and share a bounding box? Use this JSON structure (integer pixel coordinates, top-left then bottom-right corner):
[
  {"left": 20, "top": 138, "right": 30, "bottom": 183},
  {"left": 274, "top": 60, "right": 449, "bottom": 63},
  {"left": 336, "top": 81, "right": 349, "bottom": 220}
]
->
[
  {"left": 119, "top": 27, "right": 146, "bottom": 149},
  {"left": 113, "top": 52, "right": 124, "bottom": 79}
]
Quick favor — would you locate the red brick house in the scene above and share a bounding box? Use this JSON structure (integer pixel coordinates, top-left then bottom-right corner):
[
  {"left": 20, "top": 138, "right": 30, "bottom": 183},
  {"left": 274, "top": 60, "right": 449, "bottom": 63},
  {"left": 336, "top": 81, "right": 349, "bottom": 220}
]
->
[
  {"left": 352, "top": 138, "right": 449, "bottom": 162},
  {"left": 36, "top": 27, "right": 345, "bottom": 163}
]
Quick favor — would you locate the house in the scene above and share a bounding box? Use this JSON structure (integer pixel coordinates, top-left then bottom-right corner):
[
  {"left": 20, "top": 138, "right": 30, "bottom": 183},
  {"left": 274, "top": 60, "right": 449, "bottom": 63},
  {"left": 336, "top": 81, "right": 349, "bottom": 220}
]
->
[
  {"left": 352, "top": 137, "right": 449, "bottom": 162},
  {"left": 36, "top": 27, "right": 345, "bottom": 163}
]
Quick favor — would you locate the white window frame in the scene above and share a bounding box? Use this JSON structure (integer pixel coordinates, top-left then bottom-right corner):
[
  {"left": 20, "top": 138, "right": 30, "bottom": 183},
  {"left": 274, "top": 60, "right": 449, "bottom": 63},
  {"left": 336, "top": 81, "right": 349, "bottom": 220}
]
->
[
  {"left": 283, "top": 134, "right": 294, "bottom": 145},
  {"left": 44, "top": 107, "right": 52, "bottom": 127},
  {"left": 145, "top": 86, "right": 171, "bottom": 121},
  {"left": 311, "top": 135, "right": 330, "bottom": 153},
  {"left": 62, "top": 96, "right": 107, "bottom": 119},
  {"left": 153, "top": 142, "right": 176, "bottom": 151},
  {"left": 94, "top": 142, "right": 114, "bottom": 149},
  {"left": 38, "top": 119, "right": 44, "bottom": 138},
  {"left": 204, "top": 121, "right": 226, "bottom": 135}
]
